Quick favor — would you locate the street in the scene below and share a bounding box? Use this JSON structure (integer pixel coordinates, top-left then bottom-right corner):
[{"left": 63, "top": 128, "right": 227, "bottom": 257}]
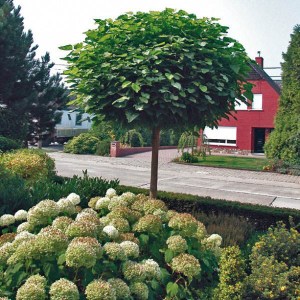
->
[{"left": 48, "top": 150, "right": 300, "bottom": 210}]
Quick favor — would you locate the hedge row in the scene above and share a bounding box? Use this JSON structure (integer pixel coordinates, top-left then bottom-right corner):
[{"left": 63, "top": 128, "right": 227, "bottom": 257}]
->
[{"left": 116, "top": 185, "right": 300, "bottom": 230}]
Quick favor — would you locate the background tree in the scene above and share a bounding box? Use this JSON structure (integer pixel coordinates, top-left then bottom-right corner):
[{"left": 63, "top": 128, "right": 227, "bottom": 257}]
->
[
  {"left": 28, "top": 53, "right": 68, "bottom": 147},
  {"left": 0, "top": 0, "right": 36, "bottom": 141},
  {"left": 265, "top": 25, "right": 300, "bottom": 163},
  {"left": 62, "top": 9, "right": 252, "bottom": 198}
]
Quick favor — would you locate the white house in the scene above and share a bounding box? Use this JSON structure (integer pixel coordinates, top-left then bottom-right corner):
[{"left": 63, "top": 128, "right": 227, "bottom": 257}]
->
[{"left": 54, "top": 109, "right": 92, "bottom": 143}]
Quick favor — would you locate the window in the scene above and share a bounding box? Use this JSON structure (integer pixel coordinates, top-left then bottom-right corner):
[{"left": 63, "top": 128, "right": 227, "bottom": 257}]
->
[
  {"left": 75, "top": 113, "right": 83, "bottom": 126},
  {"left": 251, "top": 94, "right": 263, "bottom": 110},
  {"left": 204, "top": 126, "right": 237, "bottom": 146},
  {"left": 235, "top": 98, "right": 248, "bottom": 110}
]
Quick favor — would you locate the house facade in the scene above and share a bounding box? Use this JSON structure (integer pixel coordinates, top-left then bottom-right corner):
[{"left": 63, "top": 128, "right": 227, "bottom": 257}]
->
[
  {"left": 54, "top": 109, "right": 92, "bottom": 143},
  {"left": 203, "top": 57, "right": 281, "bottom": 154}
]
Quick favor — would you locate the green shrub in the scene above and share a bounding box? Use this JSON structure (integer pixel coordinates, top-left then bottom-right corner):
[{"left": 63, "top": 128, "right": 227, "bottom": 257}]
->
[
  {"left": 195, "top": 212, "right": 255, "bottom": 247},
  {"left": 95, "top": 139, "right": 111, "bottom": 156},
  {"left": 30, "top": 171, "right": 120, "bottom": 208},
  {"left": 0, "top": 136, "right": 21, "bottom": 153},
  {"left": 0, "top": 165, "right": 31, "bottom": 215},
  {"left": 64, "top": 133, "right": 100, "bottom": 154},
  {"left": 180, "top": 152, "right": 198, "bottom": 163},
  {"left": 116, "top": 186, "right": 300, "bottom": 231},
  {"left": 245, "top": 222, "right": 300, "bottom": 299},
  {"left": 213, "top": 246, "right": 246, "bottom": 300},
  {"left": 121, "top": 129, "right": 144, "bottom": 147},
  {"left": 0, "top": 189, "right": 220, "bottom": 299},
  {"left": 0, "top": 149, "right": 55, "bottom": 181}
]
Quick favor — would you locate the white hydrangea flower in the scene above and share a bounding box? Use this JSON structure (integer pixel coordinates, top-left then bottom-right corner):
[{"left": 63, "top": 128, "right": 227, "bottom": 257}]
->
[
  {"left": 95, "top": 197, "right": 110, "bottom": 210},
  {"left": 105, "top": 188, "right": 117, "bottom": 199},
  {"left": 57, "top": 198, "right": 76, "bottom": 215},
  {"left": 120, "top": 241, "right": 139, "bottom": 258},
  {"left": 206, "top": 234, "right": 222, "bottom": 247},
  {"left": 17, "top": 222, "right": 32, "bottom": 233},
  {"left": 107, "top": 197, "right": 128, "bottom": 211},
  {"left": 14, "top": 231, "right": 35, "bottom": 242},
  {"left": 0, "top": 214, "right": 15, "bottom": 227},
  {"left": 66, "top": 193, "right": 81, "bottom": 205},
  {"left": 14, "top": 210, "right": 28, "bottom": 221},
  {"left": 103, "top": 225, "right": 119, "bottom": 239},
  {"left": 81, "top": 208, "right": 97, "bottom": 215},
  {"left": 143, "top": 259, "right": 161, "bottom": 280}
]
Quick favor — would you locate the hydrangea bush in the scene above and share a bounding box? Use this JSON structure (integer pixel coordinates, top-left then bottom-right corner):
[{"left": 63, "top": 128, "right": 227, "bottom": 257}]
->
[{"left": 0, "top": 189, "right": 221, "bottom": 299}]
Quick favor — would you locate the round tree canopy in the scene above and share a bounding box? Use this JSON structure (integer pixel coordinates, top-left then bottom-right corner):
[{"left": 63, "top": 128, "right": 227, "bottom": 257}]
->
[{"left": 62, "top": 8, "right": 252, "bottom": 130}]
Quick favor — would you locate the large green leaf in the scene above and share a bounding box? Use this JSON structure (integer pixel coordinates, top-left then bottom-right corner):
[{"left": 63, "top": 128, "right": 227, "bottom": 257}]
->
[
  {"left": 131, "top": 83, "right": 141, "bottom": 93},
  {"left": 171, "top": 81, "right": 182, "bottom": 90},
  {"left": 122, "top": 81, "right": 132, "bottom": 88},
  {"left": 125, "top": 110, "right": 139, "bottom": 123}
]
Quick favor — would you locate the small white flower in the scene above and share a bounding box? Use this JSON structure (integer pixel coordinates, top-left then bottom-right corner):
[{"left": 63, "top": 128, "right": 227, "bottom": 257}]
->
[
  {"left": 14, "top": 210, "right": 28, "bottom": 221},
  {"left": 66, "top": 193, "right": 81, "bottom": 205},
  {"left": 143, "top": 259, "right": 161, "bottom": 279},
  {"left": 0, "top": 214, "right": 15, "bottom": 227},
  {"left": 81, "top": 208, "right": 97, "bottom": 215},
  {"left": 103, "top": 225, "right": 119, "bottom": 239},
  {"left": 105, "top": 188, "right": 117, "bottom": 199}
]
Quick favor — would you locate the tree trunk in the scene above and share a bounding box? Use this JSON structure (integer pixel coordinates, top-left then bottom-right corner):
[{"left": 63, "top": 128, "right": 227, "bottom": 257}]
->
[{"left": 150, "top": 126, "right": 160, "bottom": 199}]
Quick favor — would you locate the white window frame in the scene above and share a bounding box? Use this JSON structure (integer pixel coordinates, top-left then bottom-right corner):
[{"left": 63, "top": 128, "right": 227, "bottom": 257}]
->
[{"left": 204, "top": 126, "right": 237, "bottom": 146}]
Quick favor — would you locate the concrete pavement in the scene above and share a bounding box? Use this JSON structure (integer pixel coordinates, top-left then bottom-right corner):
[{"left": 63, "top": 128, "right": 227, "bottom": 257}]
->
[{"left": 48, "top": 149, "right": 300, "bottom": 210}]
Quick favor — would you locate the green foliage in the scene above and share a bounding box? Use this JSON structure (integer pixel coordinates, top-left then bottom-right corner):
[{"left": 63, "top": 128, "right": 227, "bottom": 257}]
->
[
  {"left": 180, "top": 152, "right": 198, "bottom": 163},
  {"left": 195, "top": 212, "right": 255, "bottom": 247},
  {"left": 178, "top": 128, "right": 199, "bottom": 155},
  {"left": 245, "top": 222, "right": 300, "bottom": 299},
  {"left": 121, "top": 129, "right": 144, "bottom": 147},
  {"left": 0, "top": 149, "right": 55, "bottom": 181},
  {"left": 30, "top": 171, "right": 120, "bottom": 208},
  {"left": 265, "top": 26, "right": 300, "bottom": 164},
  {"left": 63, "top": 9, "right": 252, "bottom": 130},
  {"left": 0, "top": 189, "right": 219, "bottom": 299},
  {"left": 95, "top": 139, "right": 111, "bottom": 156},
  {"left": 0, "top": 136, "right": 21, "bottom": 153},
  {"left": 213, "top": 246, "right": 246, "bottom": 300},
  {"left": 0, "top": 165, "right": 31, "bottom": 215},
  {"left": 27, "top": 53, "right": 68, "bottom": 145},
  {"left": 116, "top": 185, "right": 300, "bottom": 231},
  {"left": 64, "top": 133, "right": 100, "bottom": 154}
]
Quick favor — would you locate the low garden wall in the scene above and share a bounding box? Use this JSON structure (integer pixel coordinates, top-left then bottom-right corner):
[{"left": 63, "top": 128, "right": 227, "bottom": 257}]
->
[{"left": 110, "top": 141, "right": 177, "bottom": 157}]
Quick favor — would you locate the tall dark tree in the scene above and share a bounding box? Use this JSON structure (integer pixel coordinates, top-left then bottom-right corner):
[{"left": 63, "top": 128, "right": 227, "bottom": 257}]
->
[
  {"left": 62, "top": 9, "right": 252, "bottom": 198},
  {"left": 265, "top": 25, "right": 300, "bottom": 163},
  {"left": 28, "top": 53, "right": 68, "bottom": 147},
  {"left": 0, "top": 0, "right": 36, "bottom": 141}
]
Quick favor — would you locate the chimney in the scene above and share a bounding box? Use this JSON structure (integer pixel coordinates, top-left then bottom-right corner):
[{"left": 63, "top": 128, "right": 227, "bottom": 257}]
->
[{"left": 255, "top": 51, "right": 264, "bottom": 68}]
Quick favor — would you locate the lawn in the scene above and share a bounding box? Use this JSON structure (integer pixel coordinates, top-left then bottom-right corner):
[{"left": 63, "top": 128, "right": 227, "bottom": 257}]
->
[{"left": 191, "top": 155, "right": 269, "bottom": 171}]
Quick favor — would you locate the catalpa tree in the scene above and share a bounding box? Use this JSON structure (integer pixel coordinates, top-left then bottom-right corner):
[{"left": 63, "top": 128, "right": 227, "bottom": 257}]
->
[{"left": 62, "top": 9, "right": 252, "bottom": 198}]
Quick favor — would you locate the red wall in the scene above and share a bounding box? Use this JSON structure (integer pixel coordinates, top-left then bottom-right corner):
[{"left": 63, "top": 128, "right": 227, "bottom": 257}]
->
[{"left": 217, "top": 79, "right": 279, "bottom": 151}]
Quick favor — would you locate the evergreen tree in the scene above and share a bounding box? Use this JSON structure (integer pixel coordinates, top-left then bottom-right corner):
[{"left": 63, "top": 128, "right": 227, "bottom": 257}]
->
[
  {"left": 0, "top": 0, "right": 36, "bottom": 141},
  {"left": 28, "top": 53, "right": 68, "bottom": 147},
  {"left": 265, "top": 25, "right": 300, "bottom": 163}
]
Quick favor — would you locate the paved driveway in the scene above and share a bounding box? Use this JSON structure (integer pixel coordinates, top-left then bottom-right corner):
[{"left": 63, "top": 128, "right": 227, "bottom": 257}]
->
[{"left": 48, "top": 149, "right": 300, "bottom": 210}]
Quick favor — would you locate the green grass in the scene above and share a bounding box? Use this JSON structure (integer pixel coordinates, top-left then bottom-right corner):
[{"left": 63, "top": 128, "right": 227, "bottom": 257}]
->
[{"left": 190, "top": 155, "right": 269, "bottom": 171}]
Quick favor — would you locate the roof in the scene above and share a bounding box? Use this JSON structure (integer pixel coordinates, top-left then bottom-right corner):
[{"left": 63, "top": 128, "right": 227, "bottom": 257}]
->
[{"left": 247, "top": 61, "right": 281, "bottom": 95}]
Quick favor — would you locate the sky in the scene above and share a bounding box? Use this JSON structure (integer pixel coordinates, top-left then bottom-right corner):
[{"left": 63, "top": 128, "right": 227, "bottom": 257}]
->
[{"left": 14, "top": 0, "right": 300, "bottom": 79}]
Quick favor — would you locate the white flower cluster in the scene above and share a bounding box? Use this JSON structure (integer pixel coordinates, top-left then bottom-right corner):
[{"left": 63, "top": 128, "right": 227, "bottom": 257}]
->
[{"left": 0, "top": 188, "right": 218, "bottom": 299}]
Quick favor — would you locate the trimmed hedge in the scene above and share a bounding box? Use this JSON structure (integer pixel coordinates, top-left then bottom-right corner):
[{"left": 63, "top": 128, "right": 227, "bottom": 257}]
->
[{"left": 116, "top": 185, "right": 300, "bottom": 230}]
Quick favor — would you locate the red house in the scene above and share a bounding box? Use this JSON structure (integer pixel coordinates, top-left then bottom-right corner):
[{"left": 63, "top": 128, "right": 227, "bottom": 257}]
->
[{"left": 203, "top": 57, "right": 281, "bottom": 154}]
